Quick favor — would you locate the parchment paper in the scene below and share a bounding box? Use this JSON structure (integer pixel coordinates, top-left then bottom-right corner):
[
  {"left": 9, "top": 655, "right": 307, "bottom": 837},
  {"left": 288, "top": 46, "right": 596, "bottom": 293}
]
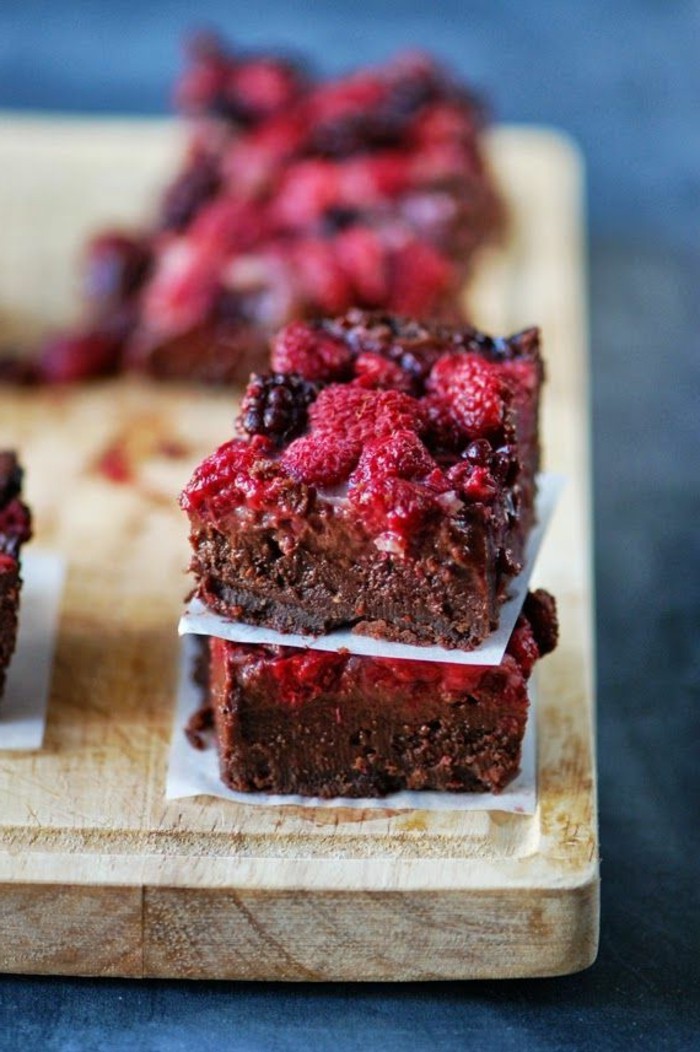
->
[
  {"left": 166, "top": 634, "right": 537, "bottom": 814},
  {"left": 179, "top": 473, "right": 564, "bottom": 666},
  {"left": 0, "top": 550, "right": 66, "bottom": 751}
]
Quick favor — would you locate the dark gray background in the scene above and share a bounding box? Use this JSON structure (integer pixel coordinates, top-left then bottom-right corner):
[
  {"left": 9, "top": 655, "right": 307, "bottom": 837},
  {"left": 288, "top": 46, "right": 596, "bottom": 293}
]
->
[{"left": 1, "top": 2, "right": 699, "bottom": 1049}]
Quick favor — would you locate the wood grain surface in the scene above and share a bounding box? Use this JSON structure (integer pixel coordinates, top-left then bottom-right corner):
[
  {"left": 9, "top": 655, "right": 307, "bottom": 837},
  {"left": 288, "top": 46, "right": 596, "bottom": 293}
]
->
[{"left": 0, "top": 117, "right": 598, "bottom": 980}]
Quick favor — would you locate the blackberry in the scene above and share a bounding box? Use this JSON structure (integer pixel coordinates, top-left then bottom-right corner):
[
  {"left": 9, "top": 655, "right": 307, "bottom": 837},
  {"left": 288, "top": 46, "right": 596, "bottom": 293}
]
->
[
  {"left": 240, "top": 373, "right": 318, "bottom": 446},
  {"left": 159, "top": 159, "right": 221, "bottom": 232},
  {"left": 0, "top": 452, "right": 22, "bottom": 506},
  {"left": 491, "top": 444, "right": 519, "bottom": 484}
]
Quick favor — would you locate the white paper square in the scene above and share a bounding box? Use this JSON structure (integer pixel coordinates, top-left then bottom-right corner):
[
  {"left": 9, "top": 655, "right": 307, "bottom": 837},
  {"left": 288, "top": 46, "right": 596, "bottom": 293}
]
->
[{"left": 0, "top": 550, "right": 66, "bottom": 751}]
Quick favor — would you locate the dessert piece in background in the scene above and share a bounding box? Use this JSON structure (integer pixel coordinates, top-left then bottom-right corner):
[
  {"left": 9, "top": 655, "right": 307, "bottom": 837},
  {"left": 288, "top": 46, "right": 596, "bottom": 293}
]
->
[
  {"left": 181, "top": 310, "right": 543, "bottom": 649},
  {"left": 15, "top": 35, "right": 501, "bottom": 386},
  {"left": 0, "top": 453, "right": 32, "bottom": 698},
  {"left": 191, "top": 589, "right": 558, "bottom": 798}
]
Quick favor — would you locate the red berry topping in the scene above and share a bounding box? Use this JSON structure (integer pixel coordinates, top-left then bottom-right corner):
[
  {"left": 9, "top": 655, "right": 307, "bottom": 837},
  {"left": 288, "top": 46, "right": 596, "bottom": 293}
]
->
[
  {"left": 308, "top": 385, "right": 425, "bottom": 444},
  {"left": 264, "top": 649, "right": 347, "bottom": 708},
  {"left": 283, "top": 434, "right": 361, "bottom": 487},
  {"left": 352, "top": 351, "right": 413, "bottom": 392},
  {"left": 37, "top": 330, "right": 122, "bottom": 383},
  {"left": 388, "top": 239, "right": 453, "bottom": 316},
  {"left": 180, "top": 435, "right": 290, "bottom": 520},
  {"left": 348, "top": 429, "right": 448, "bottom": 541},
  {"left": 271, "top": 321, "right": 354, "bottom": 381},
  {"left": 240, "top": 373, "right": 318, "bottom": 446},
  {"left": 427, "top": 353, "right": 509, "bottom": 438}
]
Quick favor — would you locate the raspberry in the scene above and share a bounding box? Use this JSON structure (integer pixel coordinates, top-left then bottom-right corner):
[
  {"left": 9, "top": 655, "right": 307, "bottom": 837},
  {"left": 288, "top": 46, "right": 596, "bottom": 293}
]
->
[
  {"left": 180, "top": 435, "right": 297, "bottom": 520},
  {"left": 339, "top": 153, "right": 411, "bottom": 204},
  {"left": 232, "top": 59, "right": 304, "bottom": 120},
  {"left": 308, "top": 386, "right": 424, "bottom": 444},
  {"left": 273, "top": 160, "right": 341, "bottom": 228},
  {"left": 271, "top": 321, "right": 354, "bottom": 381},
  {"left": 267, "top": 649, "right": 346, "bottom": 708},
  {"left": 353, "top": 429, "right": 438, "bottom": 483},
  {"left": 291, "top": 239, "right": 354, "bottom": 313},
  {"left": 141, "top": 242, "right": 220, "bottom": 336},
  {"left": 189, "top": 197, "right": 269, "bottom": 256},
  {"left": 307, "top": 75, "right": 387, "bottom": 125},
  {"left": 348, "top": 430, "right": 447, "bottom": 538},
  {"left": 335, "top": 226, "right": 389, "bottom": 305},
  {"left": 283, "top": 433, "right": 360, "bottom": 487},
  {"left": 427, "top": 353, "right": 508, "bottom": 438},
  {"left": 37, "top": 330, "right": 122, "bottom": 383},
  {"left": 352, "top": 352, "right": 413, "bottom": 392},
  {"left": 388, "top": 240, "right": 453, "bottom": 315},
  {"left": 240, "top": 373, "right": 319, "bottom": 446}
]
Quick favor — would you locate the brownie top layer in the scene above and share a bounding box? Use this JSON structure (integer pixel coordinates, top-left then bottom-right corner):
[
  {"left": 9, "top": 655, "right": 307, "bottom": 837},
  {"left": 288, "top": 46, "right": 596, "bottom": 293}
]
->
[
  {"left": 181, "top": 310, "right": 541, "bottom": 552},
  {"left": 0, "top": 452, "right": 32, "bottom": 560}
]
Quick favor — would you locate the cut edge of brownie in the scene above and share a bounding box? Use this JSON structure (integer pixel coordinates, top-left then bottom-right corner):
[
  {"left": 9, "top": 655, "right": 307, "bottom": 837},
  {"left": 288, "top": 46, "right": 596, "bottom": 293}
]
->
[{"left": 0, "top": 452, "right": 32, "bottom": 698}]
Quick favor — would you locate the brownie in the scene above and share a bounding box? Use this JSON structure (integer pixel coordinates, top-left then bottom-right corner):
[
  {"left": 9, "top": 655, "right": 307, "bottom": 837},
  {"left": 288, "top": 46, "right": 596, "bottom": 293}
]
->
[
  {"left": 16, "top": 40, "right": 501, "bottom": 386},
  {"left": 195, "top": 589, "right": 558, "bottom": 797},
  {"left": 181, "top": 311, "right": 543, "bottom": 649},
  {"left": 0, "top": 453, "right": 32, "bottom": 697}
]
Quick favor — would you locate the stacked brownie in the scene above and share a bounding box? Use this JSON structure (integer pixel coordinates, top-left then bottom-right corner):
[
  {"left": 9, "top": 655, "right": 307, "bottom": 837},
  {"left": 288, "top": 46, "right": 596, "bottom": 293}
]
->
[
  {"left": 181, "top": 311, "right": 558, "bottom": 797},
  {"left": 0, "top": 454, "right": 32, "bottom": 698},
  {"left": 27, "top": 37, "right": 501, "bottom": 385}
]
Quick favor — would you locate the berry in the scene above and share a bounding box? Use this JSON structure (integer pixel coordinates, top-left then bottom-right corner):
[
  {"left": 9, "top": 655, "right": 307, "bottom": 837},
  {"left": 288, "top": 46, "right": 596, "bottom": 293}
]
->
[
  {"left": 388, "top": 240, "right": 453, "bottom": 316},
  {"left": 283, "top": 434, "right": 361, "bottom": 487},
  {"left": 240, "top": 373, "right": 318, "bottom": 446},
  {"left": 159, "top": 158, "right": 221, "bottom": 232},
  {"left": 180, "top": 435, "right": 292, "bottom": 520},
  {"left": 308, "top": 385, "right": 425, "bottom": 444},
  {"left": 335, "top": 226, "right": 389, "bottom": 305},
  {"left": 352, "top": 351, "right": 413, "bottom": 392},
  {"left": 266, "top": 649, "right": 346, "bottom": 708},
  {"left": 37, "top": 330, "right": 122, "bottom": 383},
  {"left": 464, "top": 438, "right": 492, "bottom": 465},
  {"left": 348, "top": 430, "right": 447, "bottom": 539},
  {"left": 271, "top": 321, "right": 353, "bottom": 381},
  {"left": 427, "top": 353, "right": 508, "bottom": 438},
  {"left": 291, "top": 238, "right": 354, "bottom": 313}
]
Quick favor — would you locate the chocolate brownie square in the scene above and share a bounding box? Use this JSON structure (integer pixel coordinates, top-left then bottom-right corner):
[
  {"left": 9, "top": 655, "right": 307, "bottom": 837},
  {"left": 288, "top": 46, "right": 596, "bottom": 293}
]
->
[
  {"left": 181, "top": 311, "right": 543, "bottom": 649},
  {"left": 196, "top": 590, "right": 557, "bottom": 797}
]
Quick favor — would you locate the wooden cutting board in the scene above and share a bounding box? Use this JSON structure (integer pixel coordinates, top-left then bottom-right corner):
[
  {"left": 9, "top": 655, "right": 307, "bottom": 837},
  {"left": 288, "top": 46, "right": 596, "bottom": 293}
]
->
[{"left": 0, "top": 117, "right": 598, "bottom": 980}]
